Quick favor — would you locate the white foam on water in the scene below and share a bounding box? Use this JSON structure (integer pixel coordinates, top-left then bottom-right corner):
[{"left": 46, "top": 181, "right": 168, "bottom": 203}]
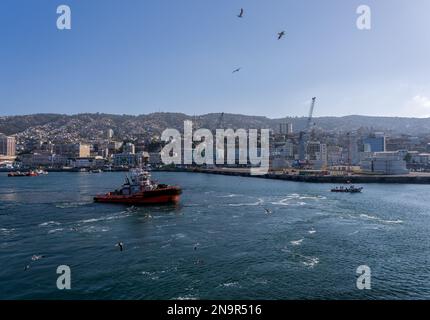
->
[
  {"left": 48, "top": 228, "right": 63, "bottom": 234},
  {"left": 383, "top": 219, "right": 403, "bottom": 224},
  {"left": 359, "top": 214, "right": 403, "bottom": 225},
  {"left": 271, "top": 198, "right": 290, "bottom": 206},
  {"left": 302, "top": 257, "right": 319, "bottom": 268},
  {"left": 229, "top": 198, "right": 263, "bottom": 207},
  {"left": 55, "top": 202, "right": 90, "bottom": 209},
  {"left": 81, "top": 218, "right": 101, "bottom": 223},
  {"left": 80, "top": 211, "right": 132, "bottom": 224},
  {"left": 217, "top": 194, "right": 239, "bottom": 198},
  {"left": 290, "top": 239, "right": 304, "bottom": 246},
  {"left": 173, "top": 295, "right": 199, "bottom": 300},
  {"left": 39, "top": 221, "right": 61, "bottom": 227},
  {"left": 222, "top": 281, "right": 240, "bottom": 288}
]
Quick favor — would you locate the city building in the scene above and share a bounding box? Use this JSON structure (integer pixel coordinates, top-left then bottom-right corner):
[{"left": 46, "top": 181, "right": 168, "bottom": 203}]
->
[
  {"left": 0, "top": 134, "right": 16, "bottom": 156},
  {"left": 306, "top": 141, "right": 327, "bottom": 163},
  {"left": 360, "top": 151, "right": 408, "bottom": 175},
  {"left": 18, "top": 152, "right": 68, "bottom": 168},
  {"left": 347, "top": 133, "right": 359, "bottom": 165},
  {"left": 363, "top": 135, "right": 386, "bottom": 152},
  {"left": 279, "top": 122, "right": 293, "bottom": 135},
  {"left": 108, "top": 141, "right": 123, "bottom": 155},
  {"left": 327, "top": 146, "right": 343, "bottom": 166},
  {"left": 273, "top": 141, "right": 294, "bottom": 159},
  {"left": 70, "top": 156, "right": 106, "bottom": 169},
  {"left": 123, "top": 142, "right": 136, "bottom": 154},
  {"left": 54, "top": 143, "right": 91, "bottom": 158},
  {"left": 107, "top": 129, "right": 114, "bottom": 140},
  {"left": 113, "top": 152, "right": 149, "bottom": 167}
]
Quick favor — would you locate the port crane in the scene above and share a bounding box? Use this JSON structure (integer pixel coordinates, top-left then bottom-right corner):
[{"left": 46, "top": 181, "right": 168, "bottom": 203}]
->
[{"left": 298, "top": 97, "right": 316, "bottom": 162}]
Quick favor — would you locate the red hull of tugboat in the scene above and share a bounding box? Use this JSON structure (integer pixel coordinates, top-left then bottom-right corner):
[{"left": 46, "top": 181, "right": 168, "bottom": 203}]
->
[{"left": 94, "top": 186, "right": 182, "bottom": 205}]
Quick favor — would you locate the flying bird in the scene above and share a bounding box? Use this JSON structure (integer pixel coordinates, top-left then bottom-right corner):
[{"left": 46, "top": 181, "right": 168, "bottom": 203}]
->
[
  {"left": 277, "top": 31, "right": 286, "bottom": 40},
  {"left": 31, "top": 255, "right": 45, "bottom": 261},
  {"left": 116, "top": 242, "right": 124, "bottom": 251},
  {"left": 232, "top": 67, "right": 241, "bottom": 73},
  {"left": 237, "top": 8, "right": 244, "bottom": 18}
]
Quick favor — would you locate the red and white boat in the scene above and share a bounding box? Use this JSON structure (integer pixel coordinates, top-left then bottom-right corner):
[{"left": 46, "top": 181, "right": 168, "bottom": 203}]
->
[{"left": 94, "top": 169, "right": 182, "bottom": 205}]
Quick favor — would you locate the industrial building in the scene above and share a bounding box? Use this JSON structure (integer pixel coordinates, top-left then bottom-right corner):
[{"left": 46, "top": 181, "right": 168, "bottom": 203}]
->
[{"left": 360, "top": 151, "right": 408, "bottom": 175}]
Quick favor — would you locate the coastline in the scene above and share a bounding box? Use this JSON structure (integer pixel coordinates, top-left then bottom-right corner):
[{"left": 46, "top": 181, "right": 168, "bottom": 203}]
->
[{"left": 155, "top": 167, "right": 430, "bottom": 184}]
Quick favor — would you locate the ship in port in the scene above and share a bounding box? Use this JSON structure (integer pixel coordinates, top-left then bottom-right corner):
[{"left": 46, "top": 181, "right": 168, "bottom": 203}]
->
[
  {"left": 94, "top": 168, "right": 182, "bottom": 205},
  {"left": 330, "top": 185, "right": 363, "bottom": 193}
]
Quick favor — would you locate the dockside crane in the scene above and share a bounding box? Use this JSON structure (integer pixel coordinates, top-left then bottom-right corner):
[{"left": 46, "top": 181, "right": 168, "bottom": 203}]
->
[{"left": 298, "top": 97, "right": 316, "bottom": 162}]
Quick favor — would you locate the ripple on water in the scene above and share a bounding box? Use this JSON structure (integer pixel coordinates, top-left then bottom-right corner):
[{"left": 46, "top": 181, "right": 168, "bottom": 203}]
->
[{"left": 0, "top": 227, "right": 15, "bottom": 236}]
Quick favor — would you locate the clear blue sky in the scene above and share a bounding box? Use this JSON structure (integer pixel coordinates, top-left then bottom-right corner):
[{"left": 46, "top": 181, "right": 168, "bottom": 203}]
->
[{"left": 1, "top": 0, "right": 429, "bottom": 118}]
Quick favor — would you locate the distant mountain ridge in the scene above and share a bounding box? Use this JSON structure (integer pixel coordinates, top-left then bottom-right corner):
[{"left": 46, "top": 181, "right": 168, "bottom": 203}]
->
[{"left": 1, "top": 113, "right": 430, "bottom": 140}]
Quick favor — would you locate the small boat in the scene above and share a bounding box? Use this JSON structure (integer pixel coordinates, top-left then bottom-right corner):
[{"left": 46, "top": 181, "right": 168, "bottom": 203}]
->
[
  {"left": 331, "top": 185, "right": 363, "bottom": 193},
  {"left": 8, "top": 171, "right": 27, "bottom": 177},
  {"left": 36, "top": 169, "right": 48, "bottom": 175},
  {"left": 90, "top": 169, "right": 102, "bottom": 173},
  {"left": 26, "top": 171, "right": 39, "bottom": 177},
  {"left": 94, "top": 168, "right": 182, "bottom": 205},
  {"left": 8, "top": 171, "right": 39, "bottom": 177}
]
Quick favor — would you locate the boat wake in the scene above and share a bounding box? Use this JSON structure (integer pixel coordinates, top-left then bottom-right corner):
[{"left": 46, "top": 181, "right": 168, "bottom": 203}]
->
[
  {"left": 229, "top": 198, "right": 263, "bottom": 207},
  {"left": 55, "top": 201, "right": 91, "bottom": 209},
  {"left": 271, "top": 193, "right": 325, "bottom": 207},
  {"left": 358, "top": 214, "right": 403, "bottom": 224},
  {"left": 79, "top": 211, "right": 133, "bottom": 224}
]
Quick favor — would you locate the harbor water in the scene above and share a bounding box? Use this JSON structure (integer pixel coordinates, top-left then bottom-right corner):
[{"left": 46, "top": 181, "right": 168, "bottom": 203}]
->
[{"left": 1, "top": 171, "right": 429, "bottom": 299}]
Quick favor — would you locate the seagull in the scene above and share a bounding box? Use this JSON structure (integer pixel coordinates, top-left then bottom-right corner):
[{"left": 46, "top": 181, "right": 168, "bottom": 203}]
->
[
  {"left": 31, "top": 255, "right": 45, "bottom": 261},
  {"left": 277, "top": 31, "right": 286, "bottom": 40},
  {"left": 237, "top": 8, "right": 244, "bottom": 18},
  {"left": 264, "top": 208, "right": 272, "bottom": 215},
  {"left": 116, "top": 242, "right": 124, "bottom": 251},
  {"left": 232, "top": 67, "right": 241, "bottom": 73}
]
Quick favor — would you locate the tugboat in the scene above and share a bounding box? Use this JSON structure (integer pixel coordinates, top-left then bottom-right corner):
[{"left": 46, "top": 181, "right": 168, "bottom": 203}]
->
[
  {"left": 331, "top": 185, "right": 363, "bottom": 193},
  {"left": 94, "top": 168, "right": 182, "bottom": 205}
]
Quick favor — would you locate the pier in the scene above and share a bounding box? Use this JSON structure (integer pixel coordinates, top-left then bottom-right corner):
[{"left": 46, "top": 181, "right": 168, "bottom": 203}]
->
[{"left": 157, "top": 167, "right": 430, "bottom": 184}]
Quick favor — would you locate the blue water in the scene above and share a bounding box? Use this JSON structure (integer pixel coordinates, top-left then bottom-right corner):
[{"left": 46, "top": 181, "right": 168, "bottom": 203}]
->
[{"left": 1, "top": 171, "right": 430, "bottom": 299}]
